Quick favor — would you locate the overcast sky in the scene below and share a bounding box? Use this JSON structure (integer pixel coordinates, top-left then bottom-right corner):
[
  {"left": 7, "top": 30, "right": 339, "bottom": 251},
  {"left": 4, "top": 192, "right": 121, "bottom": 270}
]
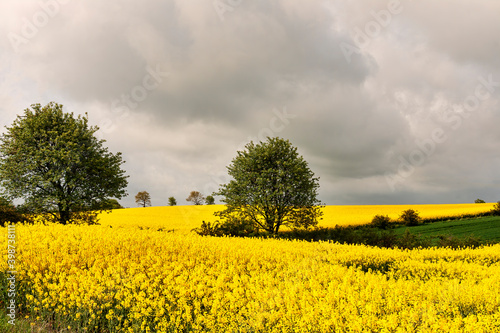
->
[{"left": 1, "top": 0, "right": 499, "bottom": 207}]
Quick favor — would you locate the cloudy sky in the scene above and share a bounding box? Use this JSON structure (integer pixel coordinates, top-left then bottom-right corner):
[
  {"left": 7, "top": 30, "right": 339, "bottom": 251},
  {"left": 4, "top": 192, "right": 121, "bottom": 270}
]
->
[{"left": 1, "top": 0, "right": 499, "bottom": 207}]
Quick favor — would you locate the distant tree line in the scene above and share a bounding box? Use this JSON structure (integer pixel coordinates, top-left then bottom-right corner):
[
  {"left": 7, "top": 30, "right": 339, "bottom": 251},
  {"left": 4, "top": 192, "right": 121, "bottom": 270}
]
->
[{"left": 133, "top": 190, "right": 216, "bottom": 207}]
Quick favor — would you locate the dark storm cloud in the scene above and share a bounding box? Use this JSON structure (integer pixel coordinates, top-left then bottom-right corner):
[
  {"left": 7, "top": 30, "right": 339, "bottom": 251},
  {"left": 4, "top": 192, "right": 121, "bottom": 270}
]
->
[{"left": 1, "top": 0, "right": 499, "bottom": 206}]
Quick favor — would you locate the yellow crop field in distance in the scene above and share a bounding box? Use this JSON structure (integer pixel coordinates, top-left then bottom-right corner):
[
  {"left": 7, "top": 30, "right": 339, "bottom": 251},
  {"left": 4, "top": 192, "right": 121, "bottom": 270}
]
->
[
  {"left": 320, "top": 202, "right": 496, "bottom": 227},
  {"left": 98, "top": 203, "right": 496, "bottom": 232},
  {"left": 98, "top": 205, "right": 223, "bottom": 232}
]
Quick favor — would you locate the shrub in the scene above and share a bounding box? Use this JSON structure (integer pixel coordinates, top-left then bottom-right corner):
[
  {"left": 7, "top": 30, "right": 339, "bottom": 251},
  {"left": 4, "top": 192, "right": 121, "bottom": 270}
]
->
[
  {"left": 35, "top": 209, "right": 100, "bottom": 225},
  {"left": 490, "top": 201, "right": 500, "bottom": 216},
  {"left": 378, "top": 231, "right": 398, "bottom": 248},
  {"left": 192, "top": 221, "right": 223, "bottom": 237},
  {"left": 400, "top": 209, "right": 422, "bottom": 226},
  {"left": 193, "top": 217, "right": 257, "bottom": 237},
  {"left": 437, "top": 234, "right": 482, "bottom": 249},
  {"left": 218, "top": 217, "right": 257, "bottom": 236},
  {"left": 397, "top": 229, "right": 430, "bottom": 249},
  {"left": 371, "top": 215, "right": 392, "bottom": 229},
  {"left": 0, "top": 204, "right": 23, "bottom": 226},
  {"left": 0, "top": 205, "right": 32, "bottom": 227},
  {"left": 0, "top": 198, "right": 32, "bottom": 226}
]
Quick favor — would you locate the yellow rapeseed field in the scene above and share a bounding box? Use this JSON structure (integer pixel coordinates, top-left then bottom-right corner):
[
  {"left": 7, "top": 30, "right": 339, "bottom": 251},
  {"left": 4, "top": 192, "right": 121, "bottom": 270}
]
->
[
  {"left": 2, "top": 203, "right": 499, "bottom": 332},
  {"left": 98, "top": 205, "right": 222, "bottom": 232},
  {"left": 97, "top": 203, "right": 496, "bottom": 232},
  {"left": 2, "top": 222, "right": 500, "bottom": 332},
  {"left": 320, "top": 203, "right": 497, "bottom": 227}
]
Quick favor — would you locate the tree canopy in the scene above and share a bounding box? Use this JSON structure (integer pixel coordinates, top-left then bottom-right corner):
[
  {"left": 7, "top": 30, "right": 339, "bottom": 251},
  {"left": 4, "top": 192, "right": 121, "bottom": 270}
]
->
[
  {"left": 93, "top": 198, "right": 123, "bottom": 210},
  {"left": 186, "top": 191, "right": 205, "bottom": 205},
  {"left": 205, "top": 195, "right": 215, "bottom": 205},
  {"left": 168, "top": 196, "right": 177, "bottom": 206},
  {"left": 0, "top": 102, "right": 128, "bottom": 224},
  {"left": 214, "top": 137, "right": 323, "bottom": 234},
  {"left": 135, "top": 191, "right": 152, "bottom": 207}
]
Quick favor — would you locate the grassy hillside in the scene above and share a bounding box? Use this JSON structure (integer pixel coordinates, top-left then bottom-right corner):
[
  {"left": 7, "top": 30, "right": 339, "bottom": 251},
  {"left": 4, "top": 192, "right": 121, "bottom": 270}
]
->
[{"left": 394, "top": 215, "right": 500, "bottom": 243}]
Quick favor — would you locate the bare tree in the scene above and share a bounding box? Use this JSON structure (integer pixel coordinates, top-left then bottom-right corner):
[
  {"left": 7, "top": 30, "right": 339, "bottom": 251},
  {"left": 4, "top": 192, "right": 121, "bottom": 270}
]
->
[
  {"left": 135, "top": 191, "right": 151, "bottom": 207},
  {"left": 186, "top": 191, "right": 205, "bottom": 205}
]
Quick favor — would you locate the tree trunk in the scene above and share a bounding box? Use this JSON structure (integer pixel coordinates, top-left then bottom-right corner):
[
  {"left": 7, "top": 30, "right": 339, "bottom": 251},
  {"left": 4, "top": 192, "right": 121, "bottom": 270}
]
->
[{"left": 58, "top": 204, "right": 70, "bottom": 225}]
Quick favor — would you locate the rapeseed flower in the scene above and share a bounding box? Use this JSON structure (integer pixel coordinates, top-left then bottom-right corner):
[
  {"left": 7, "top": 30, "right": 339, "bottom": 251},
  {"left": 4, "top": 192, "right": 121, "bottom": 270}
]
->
[{"left": 1, "top": 205, "right": 499, "bottom": 332}]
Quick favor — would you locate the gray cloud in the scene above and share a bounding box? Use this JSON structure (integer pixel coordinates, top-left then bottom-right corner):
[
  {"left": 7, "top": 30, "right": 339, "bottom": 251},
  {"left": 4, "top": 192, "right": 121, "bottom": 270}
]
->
[{"left": 1, "top": 0, "right": 499, "bottom": 207}]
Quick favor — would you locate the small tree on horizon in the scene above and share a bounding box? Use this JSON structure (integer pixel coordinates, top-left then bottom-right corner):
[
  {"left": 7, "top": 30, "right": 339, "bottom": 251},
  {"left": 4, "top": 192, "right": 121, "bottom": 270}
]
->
[
  {"left": 186, "top": 191, "right": 205, "bottom": 205},
  {"left": 168, "top": 196, "right": 177, "bottom": 206},
  {"left": 205, "top": 195, "right": 215, "bottom": 205},
  {"left": 135, "top": 191, "right": 151, "bottom": 207}
]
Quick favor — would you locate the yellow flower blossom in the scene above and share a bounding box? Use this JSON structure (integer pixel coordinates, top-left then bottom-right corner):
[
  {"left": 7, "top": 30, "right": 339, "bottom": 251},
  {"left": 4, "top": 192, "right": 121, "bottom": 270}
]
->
[{"left": 1, "top": 204, "right": 499, "bottom": 332}]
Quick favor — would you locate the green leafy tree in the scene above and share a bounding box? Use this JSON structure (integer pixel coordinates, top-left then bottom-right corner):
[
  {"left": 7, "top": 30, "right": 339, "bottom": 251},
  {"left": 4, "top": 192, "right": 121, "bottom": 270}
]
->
[
  {"left": 135, "top": 191, "right": 151, "bottom": 207},
  {"left": 371, "top": 215, "right": 392, "bottom": 229},
  {"left": 0, "top": 102, "right": 128, "bottom": 224},
  {"left": 205, "top": 195, "right": 215, "bottom": 205},
  {"left": 168, "top": 196, "right": 177, "bottom": 206},
  {"left": 475, "top": 199, "right": 486, "bottom": 204},
  {"left": 400, "top": 209, "right": 422, "bottom": 226},
  {"left": 93, "top": 198, "right": 123, "bottom": 210},
  {"left": 186, "top": 191, "right": 205, "bottom": 205},
  {"left": 214, "top": 137, "right": 323, "bottom": 234}
]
